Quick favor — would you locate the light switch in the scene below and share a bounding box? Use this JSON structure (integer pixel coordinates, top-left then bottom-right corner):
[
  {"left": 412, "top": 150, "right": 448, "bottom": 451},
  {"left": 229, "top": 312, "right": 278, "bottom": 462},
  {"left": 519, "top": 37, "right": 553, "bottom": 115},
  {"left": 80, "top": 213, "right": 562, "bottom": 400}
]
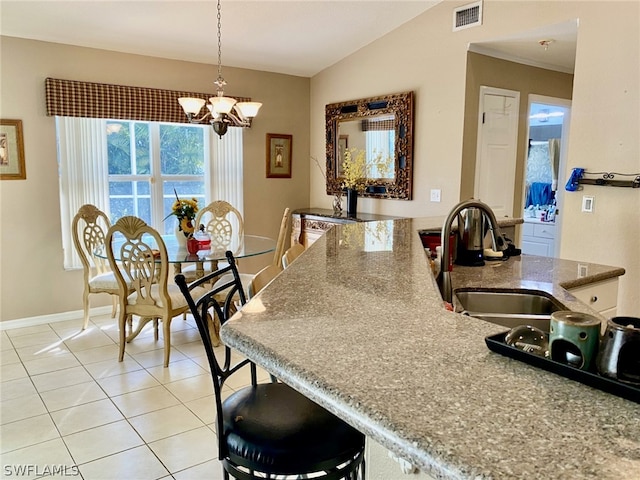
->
[
  {"left": 582, "top": 195, "right": 594, "bottom": 213},
  {"left": 430, "top": 189, "right": 441, "bottom": 202}
]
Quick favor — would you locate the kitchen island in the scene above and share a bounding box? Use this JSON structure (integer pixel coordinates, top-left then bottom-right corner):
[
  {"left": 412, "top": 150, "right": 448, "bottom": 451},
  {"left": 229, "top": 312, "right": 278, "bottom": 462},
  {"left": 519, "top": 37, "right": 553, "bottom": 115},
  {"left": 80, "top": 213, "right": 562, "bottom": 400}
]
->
[{"left": 221, "top": 217, "right": 637, "bottom": 479}]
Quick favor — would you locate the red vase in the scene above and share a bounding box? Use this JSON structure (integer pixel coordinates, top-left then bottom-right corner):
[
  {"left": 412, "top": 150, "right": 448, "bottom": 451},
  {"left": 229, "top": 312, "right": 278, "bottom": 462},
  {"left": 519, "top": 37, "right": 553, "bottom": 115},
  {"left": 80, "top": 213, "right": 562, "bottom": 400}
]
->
[{"left": 187, "top": 237, "right": 199, "bottom": 254}]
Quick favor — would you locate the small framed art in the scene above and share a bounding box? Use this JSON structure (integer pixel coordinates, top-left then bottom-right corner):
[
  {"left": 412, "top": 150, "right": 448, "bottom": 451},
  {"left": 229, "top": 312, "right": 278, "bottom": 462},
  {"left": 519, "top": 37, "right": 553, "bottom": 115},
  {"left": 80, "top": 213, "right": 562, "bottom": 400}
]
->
[
  {"left": 0, "top": 119, "right": 26, "bottom": 180},
  {"left": 266, "top": 133, "right": 292, "bottom": 178}
]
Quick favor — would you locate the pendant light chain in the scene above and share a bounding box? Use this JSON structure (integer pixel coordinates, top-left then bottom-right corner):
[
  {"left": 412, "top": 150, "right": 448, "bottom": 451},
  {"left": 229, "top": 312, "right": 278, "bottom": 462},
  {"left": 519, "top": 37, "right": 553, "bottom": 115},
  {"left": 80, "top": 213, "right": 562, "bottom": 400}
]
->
[
  {"left": 176, "top": 0, "right": 261, "bottom": 135},
  {"left": 215, "top": 0, "right": 226, "bottom": 91}
]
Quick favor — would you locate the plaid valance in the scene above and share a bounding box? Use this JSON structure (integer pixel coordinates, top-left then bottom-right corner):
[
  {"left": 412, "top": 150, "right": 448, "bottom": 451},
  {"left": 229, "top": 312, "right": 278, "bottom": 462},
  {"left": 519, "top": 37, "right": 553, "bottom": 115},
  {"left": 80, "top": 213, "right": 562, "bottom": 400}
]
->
[
  {"left": 361, "top": 118, "right": 395, "bottom": 131},
  {"left": 45, "top": 77, "right": 250, "bottom": 124}
]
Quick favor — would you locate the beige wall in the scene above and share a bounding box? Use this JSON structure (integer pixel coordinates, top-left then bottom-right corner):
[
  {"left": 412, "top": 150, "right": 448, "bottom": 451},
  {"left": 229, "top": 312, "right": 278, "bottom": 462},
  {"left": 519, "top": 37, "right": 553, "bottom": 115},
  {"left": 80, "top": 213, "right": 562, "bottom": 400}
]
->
[
  {"left": 2, "top": 1, "right": 638, "bottom": 321},
  {"left": 310, "top": 0, "right": 639, "bottom": 314},
  {"left": 0, "top": 37, "right": 310, "bottom": 322},
  {"left": 461, "top": 52, "right": 574, "bottom": 213}
]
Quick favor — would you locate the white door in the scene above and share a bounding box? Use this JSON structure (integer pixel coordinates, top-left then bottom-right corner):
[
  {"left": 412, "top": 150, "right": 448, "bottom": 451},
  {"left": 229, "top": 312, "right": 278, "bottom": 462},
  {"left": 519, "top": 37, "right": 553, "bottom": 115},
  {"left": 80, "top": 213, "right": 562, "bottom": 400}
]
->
[{"left": 474, "top": 87, "right": 520, "bottom": 218}]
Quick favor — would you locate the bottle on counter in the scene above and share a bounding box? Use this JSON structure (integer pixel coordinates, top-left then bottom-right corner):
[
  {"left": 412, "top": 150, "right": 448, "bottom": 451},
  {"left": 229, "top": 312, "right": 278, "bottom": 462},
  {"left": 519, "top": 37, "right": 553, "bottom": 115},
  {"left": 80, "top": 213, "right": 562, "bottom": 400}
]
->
[{"left": 546, "top": 199, "right": 557, "bottom": 222}]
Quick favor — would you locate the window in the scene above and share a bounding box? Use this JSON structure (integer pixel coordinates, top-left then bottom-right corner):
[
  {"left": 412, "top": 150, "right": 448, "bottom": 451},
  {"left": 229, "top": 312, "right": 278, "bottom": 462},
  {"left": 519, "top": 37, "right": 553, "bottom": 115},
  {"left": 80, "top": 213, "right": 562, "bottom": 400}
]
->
[
  {"left": 106, "top": 121, "right": 209, "bottom": 234},
  {"left": 57, "top": 116, "right": 243, "bottom": 269},
  {"left": 365, "top": 130, "right": 395, "bottom": 178}
]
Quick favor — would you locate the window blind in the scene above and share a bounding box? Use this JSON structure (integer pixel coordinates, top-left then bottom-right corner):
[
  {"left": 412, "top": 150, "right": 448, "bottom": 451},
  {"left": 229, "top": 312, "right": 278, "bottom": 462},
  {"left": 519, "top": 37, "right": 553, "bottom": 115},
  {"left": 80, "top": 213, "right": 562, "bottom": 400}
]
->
[{"left": 45, "top": 77, "right": 250, "bottom": 124}]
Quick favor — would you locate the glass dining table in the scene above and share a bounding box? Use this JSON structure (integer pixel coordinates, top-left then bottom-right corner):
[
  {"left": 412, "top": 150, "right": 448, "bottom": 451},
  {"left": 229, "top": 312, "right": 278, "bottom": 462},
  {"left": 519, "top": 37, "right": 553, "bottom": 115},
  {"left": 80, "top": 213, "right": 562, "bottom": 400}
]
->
[
  {"left": 95, "top": 233, "right": 276, "bottom": 278},
  {"left": 93, "top": 233, "right": 275, "bottom": 349}
]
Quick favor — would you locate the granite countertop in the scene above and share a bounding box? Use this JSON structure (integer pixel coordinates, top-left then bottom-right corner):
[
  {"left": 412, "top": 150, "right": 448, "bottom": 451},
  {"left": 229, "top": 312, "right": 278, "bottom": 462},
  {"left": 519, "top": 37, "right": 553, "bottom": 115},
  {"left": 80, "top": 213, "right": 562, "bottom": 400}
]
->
[
  {"left": 221, "top": 217, "right": 637, "bottom": 479},
  {"left": 292, "top": 207, "right": 402, "bottom": 223}
]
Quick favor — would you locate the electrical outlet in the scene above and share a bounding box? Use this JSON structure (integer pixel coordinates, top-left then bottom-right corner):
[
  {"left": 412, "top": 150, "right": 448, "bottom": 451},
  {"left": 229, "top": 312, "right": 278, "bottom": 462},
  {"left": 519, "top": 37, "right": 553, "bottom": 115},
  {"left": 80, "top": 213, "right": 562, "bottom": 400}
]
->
[
  {"left": 582, "top": 195, "right": 594, "bottom": 213},
  {"left": 578, "top": 264, "right": 589, "bottom": 278},
  {"left": 430, "top": 189, "right": 441, "bottom": 202}
]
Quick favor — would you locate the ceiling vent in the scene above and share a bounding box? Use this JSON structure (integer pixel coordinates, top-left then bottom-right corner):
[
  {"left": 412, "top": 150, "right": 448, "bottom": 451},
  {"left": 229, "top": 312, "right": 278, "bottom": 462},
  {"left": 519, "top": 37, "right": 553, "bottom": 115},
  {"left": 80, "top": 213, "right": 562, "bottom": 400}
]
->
[{"left": 453, "top": 1, "right": 483, "bottom": 31}]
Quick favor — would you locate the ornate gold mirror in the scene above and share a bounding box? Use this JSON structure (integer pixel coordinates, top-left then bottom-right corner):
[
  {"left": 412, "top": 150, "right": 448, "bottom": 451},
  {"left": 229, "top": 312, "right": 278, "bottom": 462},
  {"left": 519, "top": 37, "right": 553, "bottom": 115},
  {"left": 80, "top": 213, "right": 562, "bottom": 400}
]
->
[{"left": 325, "top": 91, "right": 414, "bottom": 200}]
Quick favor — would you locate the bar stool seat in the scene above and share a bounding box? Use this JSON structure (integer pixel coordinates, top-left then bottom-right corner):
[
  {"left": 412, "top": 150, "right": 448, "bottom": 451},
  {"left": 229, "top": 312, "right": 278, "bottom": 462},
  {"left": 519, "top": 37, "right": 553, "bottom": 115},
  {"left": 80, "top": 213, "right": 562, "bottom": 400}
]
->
[
  {"left": 224, "top": 382, "right": 364, "bottom": 476},
  {"left": 175, "top": 251, "right": 365, "bottom": 480}
]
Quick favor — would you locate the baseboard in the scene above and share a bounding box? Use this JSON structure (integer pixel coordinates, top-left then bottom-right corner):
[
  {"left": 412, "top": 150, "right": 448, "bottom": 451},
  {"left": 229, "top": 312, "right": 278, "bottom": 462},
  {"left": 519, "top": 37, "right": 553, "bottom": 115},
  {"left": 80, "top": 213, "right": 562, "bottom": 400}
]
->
[{"left": 0, "top": 306, "right": 112, "bottom": 331}]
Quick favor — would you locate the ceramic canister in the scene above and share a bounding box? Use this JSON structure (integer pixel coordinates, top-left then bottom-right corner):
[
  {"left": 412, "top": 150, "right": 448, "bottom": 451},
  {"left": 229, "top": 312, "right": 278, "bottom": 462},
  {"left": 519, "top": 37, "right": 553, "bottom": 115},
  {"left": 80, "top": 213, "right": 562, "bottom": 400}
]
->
[
  {"left": 549, "top": 311, "right": 601, "bottom": 371},
  {"left": 596, "top": 317, "right": 640, "bottom": 385}
]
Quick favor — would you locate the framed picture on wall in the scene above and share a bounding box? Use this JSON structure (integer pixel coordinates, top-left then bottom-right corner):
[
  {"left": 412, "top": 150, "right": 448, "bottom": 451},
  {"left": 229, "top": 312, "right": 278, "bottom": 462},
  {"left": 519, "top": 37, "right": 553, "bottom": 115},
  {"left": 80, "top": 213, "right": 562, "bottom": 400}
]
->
[
  {"left": 0, "top": 119, "right": 26, "bottom": 180},
  {"left": 266, "top": 133, "right": 292, "bottom": 178}
]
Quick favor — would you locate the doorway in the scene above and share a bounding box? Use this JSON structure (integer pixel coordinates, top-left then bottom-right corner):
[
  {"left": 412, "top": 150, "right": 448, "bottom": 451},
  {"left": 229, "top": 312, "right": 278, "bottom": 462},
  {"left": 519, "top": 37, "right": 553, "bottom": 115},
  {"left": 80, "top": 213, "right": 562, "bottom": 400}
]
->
[
  {"left": 474, "top": 86, "right": 520, "bottom": 218},
  {"left": 521, "top": 95, "right": 571, "bottom": 257}
]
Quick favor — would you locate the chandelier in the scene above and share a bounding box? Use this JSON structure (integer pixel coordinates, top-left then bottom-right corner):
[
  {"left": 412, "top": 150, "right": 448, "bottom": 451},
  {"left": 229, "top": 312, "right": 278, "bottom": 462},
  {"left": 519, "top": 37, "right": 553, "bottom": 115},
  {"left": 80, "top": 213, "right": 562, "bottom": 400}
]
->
[{"left": 178, "top": 0, "right": 261, "bottom": 137}]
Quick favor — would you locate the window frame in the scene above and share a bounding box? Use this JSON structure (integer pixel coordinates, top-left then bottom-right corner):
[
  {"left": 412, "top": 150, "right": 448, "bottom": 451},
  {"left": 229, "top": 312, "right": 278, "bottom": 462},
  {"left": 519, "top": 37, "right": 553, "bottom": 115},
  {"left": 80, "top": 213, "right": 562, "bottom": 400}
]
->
[
  {"left": 106, "top": 120, "right": 212, "bottom": 234},
  {"left": 57, "top": 115, "right": 244, "bottom": 270}
]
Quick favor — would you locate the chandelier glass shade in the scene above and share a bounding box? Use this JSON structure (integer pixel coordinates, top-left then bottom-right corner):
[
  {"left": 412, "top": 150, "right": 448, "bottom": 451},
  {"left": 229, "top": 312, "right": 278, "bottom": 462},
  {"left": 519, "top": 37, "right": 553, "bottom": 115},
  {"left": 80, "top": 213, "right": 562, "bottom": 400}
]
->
[{"left": 178, "top": 0, "right": 261, "bottom": 137}]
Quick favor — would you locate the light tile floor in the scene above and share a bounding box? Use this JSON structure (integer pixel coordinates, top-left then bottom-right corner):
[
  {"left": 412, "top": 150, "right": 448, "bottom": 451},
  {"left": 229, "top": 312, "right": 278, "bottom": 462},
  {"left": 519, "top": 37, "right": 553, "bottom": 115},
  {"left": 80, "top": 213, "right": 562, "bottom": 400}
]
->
[{"left": 0, "top": 312, "right": 270, "bottom": 480}]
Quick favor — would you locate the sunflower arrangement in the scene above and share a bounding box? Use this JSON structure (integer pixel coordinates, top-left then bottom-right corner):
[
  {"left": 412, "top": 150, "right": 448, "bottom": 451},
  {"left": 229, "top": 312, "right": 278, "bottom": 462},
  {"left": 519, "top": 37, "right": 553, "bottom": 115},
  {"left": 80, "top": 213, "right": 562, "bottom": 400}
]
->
[{"left": 165, "top": 189, "right": 199, "bottom": 237}]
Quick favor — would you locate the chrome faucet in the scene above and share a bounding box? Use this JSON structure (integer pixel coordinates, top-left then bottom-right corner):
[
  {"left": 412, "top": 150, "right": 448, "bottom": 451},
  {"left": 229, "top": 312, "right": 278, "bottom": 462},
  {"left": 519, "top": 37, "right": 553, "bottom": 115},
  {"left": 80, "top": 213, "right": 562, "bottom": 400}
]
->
[{"left": 437, "top": 199, "right": 507, "bottom": 304}]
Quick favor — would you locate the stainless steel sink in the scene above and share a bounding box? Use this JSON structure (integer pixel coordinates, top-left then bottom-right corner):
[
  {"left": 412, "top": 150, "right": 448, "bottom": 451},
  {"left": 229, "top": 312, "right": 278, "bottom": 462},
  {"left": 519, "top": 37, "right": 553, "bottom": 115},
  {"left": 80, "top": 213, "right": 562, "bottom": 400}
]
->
[{"left": 452, "top": 288, "right": 567, "bottom": 330}]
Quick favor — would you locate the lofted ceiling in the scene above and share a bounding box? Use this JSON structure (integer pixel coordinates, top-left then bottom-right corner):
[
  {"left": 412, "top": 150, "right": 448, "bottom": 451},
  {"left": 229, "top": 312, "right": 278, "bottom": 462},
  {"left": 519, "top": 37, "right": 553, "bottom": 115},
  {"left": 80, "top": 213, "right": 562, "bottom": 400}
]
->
[
  {"left": 1, "top": 1, "right": 576, "bottom": 78},
  {"left": 0, "top": 0, "right": 441, "bottom": 77}
]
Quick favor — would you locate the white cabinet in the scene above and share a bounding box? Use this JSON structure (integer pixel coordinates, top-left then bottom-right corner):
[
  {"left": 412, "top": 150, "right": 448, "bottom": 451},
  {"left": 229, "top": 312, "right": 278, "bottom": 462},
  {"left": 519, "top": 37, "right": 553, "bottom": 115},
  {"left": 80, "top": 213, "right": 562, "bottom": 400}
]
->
[
  {"left": 568, "top": 277, "right": 619, "bottom": 319},
  {"left": 521, "top": 220, "right": 555, "bottom": 257},
  {"left": 366, "top": 439, "right": 436, "bottom": 480}
]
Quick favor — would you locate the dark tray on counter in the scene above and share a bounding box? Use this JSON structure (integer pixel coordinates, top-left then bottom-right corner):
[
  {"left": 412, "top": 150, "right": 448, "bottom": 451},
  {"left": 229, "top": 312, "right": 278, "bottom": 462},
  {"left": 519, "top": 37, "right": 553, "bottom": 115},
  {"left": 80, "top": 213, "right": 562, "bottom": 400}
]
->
[{"left": 485, "top": 332, "right": 640, "bottom": 404}]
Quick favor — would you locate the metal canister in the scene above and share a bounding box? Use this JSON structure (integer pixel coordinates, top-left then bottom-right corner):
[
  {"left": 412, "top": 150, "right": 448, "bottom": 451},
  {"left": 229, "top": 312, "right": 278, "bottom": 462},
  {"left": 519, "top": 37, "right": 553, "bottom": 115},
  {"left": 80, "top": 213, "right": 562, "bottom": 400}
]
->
[{"left": 596, "top": 317, "right": 640, "bottom": 385}]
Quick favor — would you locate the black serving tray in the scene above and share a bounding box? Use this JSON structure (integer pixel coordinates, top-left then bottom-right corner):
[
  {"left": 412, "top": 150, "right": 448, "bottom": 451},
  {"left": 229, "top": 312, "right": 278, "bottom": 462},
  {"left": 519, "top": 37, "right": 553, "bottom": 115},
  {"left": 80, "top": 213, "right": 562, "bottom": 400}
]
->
[{"left": 485, "top": 332, "right": 640, "bottom": 404}]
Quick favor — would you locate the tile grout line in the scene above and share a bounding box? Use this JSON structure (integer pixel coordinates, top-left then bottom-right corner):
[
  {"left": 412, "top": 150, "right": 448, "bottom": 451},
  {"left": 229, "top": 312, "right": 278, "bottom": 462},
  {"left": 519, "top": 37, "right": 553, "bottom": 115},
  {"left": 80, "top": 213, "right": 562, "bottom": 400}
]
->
[{"left": 1, "top": 313, "right": 230, "bottom": 478}]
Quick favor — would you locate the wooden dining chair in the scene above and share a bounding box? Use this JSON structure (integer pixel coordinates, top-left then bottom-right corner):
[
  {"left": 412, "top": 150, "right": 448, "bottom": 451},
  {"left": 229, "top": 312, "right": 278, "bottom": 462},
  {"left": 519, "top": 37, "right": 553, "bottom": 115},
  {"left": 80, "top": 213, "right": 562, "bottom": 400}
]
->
[
  {"left": 282, "top": 241, "right": 305, "bottom": 269},
  {"left": 180, "top": 200, "right": 245, "bottom": 280},
  {"left": 175, "top": 251, "right": 366, "bottom": 480},
  {"left": 197, "top": 200, "right": 244, "bottom": 248},
  {"left": 105, "top": 216, "right": 207, "bottom": 367},
  {"left": 270, "top": 207, "right": 291, "bottom": 269},
  {"left": 209, "top": 207, "right": 292, "bottom": 340},
  {"left": 248, "top": 264, "right": 282, "bottom": 298},
  {"left": 245, "top": 208, "right": 295, "bottom": 298},
  {"left": 71, "top": 204, "right": 133, "bottom": 330},
  {"left": 216, "top": 207, "right": 291, "bottom": 302}
]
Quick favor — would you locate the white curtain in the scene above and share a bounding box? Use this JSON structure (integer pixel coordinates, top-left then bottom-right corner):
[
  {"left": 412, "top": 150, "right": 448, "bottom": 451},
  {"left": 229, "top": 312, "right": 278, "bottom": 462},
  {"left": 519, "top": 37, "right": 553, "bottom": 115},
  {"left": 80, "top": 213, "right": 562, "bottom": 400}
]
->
[
  {"left": 548, "top": 138, "right": 561, "bottom": 191},
  {"left": 210, "top": 127, "right": 244, "bottom": 232},
  {"left": 57, "top": 117, "right": 110, "bottom": 269},
  {"left": 365, "top": 131, "right": 394, "bottom": 178}
]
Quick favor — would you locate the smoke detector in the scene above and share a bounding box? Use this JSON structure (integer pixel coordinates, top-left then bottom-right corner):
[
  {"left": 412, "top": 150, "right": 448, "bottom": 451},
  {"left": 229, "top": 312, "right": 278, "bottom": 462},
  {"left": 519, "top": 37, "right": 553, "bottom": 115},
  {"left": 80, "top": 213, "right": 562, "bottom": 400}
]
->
[{"left": 538, "top": 39, "right": 555, "bottom": 50}]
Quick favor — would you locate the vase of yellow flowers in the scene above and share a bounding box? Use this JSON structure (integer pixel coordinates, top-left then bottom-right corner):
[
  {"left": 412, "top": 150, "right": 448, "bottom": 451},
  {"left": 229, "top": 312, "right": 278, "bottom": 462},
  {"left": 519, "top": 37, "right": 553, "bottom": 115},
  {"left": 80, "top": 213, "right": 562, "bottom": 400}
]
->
[
  {"left": 345, "top": 189, "right": 356, "bottom": 217},
  {"left": 164, "top": 189, "right": 199, "bottom": 249},
  {"left": 342, "top": 148, "right": 366, "bottom": 216}
]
